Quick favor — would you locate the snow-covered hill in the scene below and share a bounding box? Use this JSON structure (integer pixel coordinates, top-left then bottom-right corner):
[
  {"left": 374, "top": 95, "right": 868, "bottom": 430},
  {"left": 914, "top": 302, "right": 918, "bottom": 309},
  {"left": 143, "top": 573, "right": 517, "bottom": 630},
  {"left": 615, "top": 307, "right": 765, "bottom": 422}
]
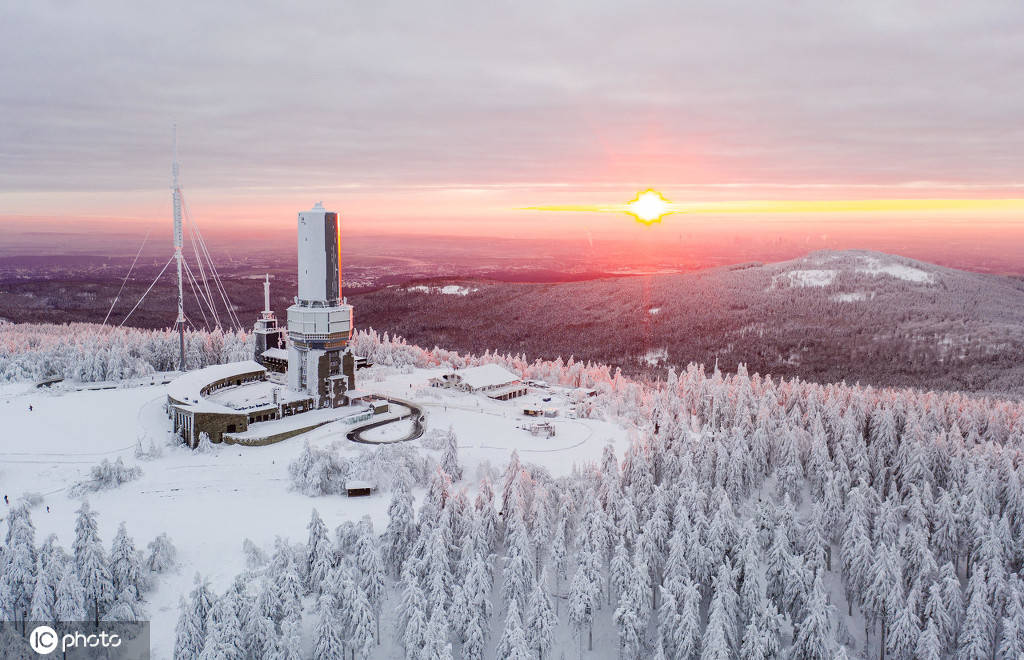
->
[{"left": 350, "top": 249, "right": 1024, "bottom": 395}]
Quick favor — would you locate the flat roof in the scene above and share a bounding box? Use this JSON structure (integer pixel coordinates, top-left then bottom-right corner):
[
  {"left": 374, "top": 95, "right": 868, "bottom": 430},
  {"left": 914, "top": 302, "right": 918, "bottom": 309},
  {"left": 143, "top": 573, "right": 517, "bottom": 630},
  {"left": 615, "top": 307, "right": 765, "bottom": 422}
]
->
[
  {"left": 262, "top": 347, "right": 288, "bottom": 360},
  {"left": 167, "top": 360, "right": 267, "bottom": 414},
  {"left": 487, "top": 383, "right": 529, "bottom": 398},
  {"left": 453, "top": 364, "right": 521, "bottom": 390}
]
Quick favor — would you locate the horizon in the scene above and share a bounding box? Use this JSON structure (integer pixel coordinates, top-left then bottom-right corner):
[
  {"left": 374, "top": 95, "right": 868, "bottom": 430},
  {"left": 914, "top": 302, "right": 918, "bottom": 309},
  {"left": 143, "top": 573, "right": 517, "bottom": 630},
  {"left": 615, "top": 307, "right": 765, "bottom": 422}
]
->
[{"left": 3, "top": 2, "right": 1024, "bottom": 263}]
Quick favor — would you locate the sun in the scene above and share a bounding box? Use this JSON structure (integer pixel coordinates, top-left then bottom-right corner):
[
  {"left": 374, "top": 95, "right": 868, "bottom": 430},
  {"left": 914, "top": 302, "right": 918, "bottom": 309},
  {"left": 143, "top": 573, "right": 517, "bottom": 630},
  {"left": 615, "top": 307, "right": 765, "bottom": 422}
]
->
[{"left": 625, "top": 189, "right": 673, "bottom": 224}]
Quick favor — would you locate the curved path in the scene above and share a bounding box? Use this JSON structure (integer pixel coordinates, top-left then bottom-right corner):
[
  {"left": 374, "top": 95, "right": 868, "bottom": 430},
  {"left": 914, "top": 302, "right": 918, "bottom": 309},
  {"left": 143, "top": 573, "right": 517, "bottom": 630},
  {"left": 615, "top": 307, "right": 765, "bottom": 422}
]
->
[{"left": 346, "top": 397, "right": 426, "bottom": 445}]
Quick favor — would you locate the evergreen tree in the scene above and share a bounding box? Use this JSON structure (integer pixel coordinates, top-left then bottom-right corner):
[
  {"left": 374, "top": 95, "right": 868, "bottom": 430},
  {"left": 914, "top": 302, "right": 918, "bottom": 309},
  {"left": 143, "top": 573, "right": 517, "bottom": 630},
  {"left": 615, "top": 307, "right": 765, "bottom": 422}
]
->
[
  {"left": 73, "top": 500, "right": 113, "bottom": 624},
  {"left": 306, "top": 509, "right": 332, "bottom": 594},
  {"left": 199, "top": 595, "right": 243, "bottom": 660},
  {"left": 440, "top": 426, "right": 463, "bottom": 482},
  {"left": 676, "top": 578, "right": 703, "bottom": 660},
  {"left": 29, "top": 558, "right": 55, "bottom": 625},
  {"left": 791, "top": 574, "right": 836, "bottom": 660},
  {"left": 278, "top": 616, "right": 304, "bottom": 660},
  {"left": 53, "top": 566, "right": 86, "bottom": 623},
  {"left": 175, "top": 574, "right": 214, "bottom": 659},
  {"left": 957, "top": 583, "right": 995, "bottom": 660},
  {"left": 701, "top": 561, "right": 738, "bottom": 660},
  {"left": 348, "top": 581, "right": 376, "bottom": 659},
  {"left": 245, "top": 613, "right": 278, "bottom": 660},
  {"left": 495, "top": 598, "right": 531, "bottom": 660},
  {"left": 886, "top": 592, "right": 920, "bottom": 660},
  {"left": 525, "top": 575, "right": 556, "bottom": 660},
  {"left": 398, "top": 570, "right": 428, "bottom": 660},
  {"left": 145, "top": 532, "right": 177, "bottom": 575},
  {"left": 384, "top": 484, "right": 417, "bottom": 578},
  {"left": 355, "top": 523, "right": 386, "bottom": 642},
  {"left": 916, "top": 618, "right": 943, "bottom": 660},
  {"left": 567, "top": 550, "right": 599, "bottom": 652},
  {"left": 2, "top": 506, "right": 37, "bottom": 628},
  {"left": 110, "top": 522, "right": 144, "bottom": 598},
  {"left": 864, "top": 544, "right": 901, "bottom": 658},
  {"left": 422, "top": 603, "right": 453, "bottom": 660},
  {"left": 313, "top": 593, "right": 345, "bottom": 660}
]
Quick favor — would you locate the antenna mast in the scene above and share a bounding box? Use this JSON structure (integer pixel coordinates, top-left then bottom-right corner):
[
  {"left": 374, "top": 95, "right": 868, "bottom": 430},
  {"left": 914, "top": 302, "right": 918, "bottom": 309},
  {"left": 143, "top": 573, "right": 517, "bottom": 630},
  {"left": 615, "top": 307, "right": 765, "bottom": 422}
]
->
[{"left": 172, "top": 126, "right": 186, "bottom": 371}]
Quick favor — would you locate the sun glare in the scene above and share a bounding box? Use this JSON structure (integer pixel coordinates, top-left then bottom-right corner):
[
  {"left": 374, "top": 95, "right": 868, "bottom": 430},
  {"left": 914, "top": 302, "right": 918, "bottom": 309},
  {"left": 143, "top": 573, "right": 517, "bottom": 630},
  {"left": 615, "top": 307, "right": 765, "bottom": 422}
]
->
[
  {"left": 625, "top": 189, "right": 673, "bottom": 224},
  {"left": 525, "top": 191, "right": 1024, "bottom": 226}
]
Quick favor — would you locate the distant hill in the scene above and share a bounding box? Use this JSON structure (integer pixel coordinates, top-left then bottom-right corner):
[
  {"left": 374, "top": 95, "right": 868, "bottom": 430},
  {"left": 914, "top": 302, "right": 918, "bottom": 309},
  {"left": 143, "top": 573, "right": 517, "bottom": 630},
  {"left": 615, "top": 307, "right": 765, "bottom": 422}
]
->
[{"left": 350, "top": 250, "right": 1024, "bottom": 395}]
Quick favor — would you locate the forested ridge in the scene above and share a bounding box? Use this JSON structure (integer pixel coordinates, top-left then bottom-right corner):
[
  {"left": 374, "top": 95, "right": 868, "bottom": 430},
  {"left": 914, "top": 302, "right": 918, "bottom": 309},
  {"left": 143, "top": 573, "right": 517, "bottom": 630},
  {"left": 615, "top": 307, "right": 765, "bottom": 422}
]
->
[{"left": 350, "top": 250, "right": 1024, "bottom": 396}]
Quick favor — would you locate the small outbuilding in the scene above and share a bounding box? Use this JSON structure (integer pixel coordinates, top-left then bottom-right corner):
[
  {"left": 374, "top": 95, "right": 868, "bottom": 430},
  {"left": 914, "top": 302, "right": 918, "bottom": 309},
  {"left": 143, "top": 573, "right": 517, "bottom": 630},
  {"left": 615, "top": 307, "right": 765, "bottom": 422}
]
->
[{"left": 345, "top": 480, "right": 376, "bottom": 497}]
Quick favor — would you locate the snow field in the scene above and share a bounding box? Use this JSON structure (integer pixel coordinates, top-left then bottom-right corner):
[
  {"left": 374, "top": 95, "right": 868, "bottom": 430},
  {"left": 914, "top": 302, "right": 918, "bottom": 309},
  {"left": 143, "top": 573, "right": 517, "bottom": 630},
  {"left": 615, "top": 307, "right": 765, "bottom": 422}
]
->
[{"left": 0, "top": 367, "right": 630, "bottom": 658}]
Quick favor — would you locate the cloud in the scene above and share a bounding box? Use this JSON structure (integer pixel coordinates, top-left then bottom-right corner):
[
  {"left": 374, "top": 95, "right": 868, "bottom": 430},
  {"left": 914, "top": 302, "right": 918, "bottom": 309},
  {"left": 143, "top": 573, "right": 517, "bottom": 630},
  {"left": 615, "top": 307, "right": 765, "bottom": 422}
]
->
[{"left": 1, "top": 0, "right": 1023, "bottom": 197}]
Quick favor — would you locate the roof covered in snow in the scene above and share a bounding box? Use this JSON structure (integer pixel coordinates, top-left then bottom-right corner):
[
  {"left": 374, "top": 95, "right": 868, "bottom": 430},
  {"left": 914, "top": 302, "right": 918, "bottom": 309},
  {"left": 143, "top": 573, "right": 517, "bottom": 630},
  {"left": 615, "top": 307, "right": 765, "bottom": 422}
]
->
[
  {"left": 261, "top": 348, "right": 288, "bottom": 360},
  {"left": 454, "top": 364, "right": 521, "bottom": 390},
  {"left": 166, "top": 360, "right": 266, "bottom": 411}
]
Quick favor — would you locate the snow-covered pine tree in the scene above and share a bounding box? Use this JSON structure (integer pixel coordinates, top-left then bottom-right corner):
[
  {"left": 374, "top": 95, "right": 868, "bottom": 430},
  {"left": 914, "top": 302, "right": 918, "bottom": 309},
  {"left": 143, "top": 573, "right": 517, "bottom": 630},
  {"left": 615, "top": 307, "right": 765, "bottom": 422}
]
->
[
  {"left": 885, "top": 589, "right": 921, "bottom": 660},
  {"left": 110, "top": 522, "right": 144, "bottom": 599},
  {"left": 306, "top": 509, "right": 332, "bottom": 594},
  {"left": 268, "top": 614, "right": 298, "bottom": 660},
  {"left": 73, "top": 501, "right": 113, "bottom": 625},
  {"left": 422, "top": 602, "right": 453, "bottom": 660},
  {"left": 864, "top": 544, "right": 901, "bottom": 658},
  {"left": 244, "top": 611, "right": 277, "bottom": 660},
  {"left": 397, "top": 566, "right": 428, "bottom": 660},
  {"left": 915, "top": 617, "right": 943, "bottom": 660},
  {"left": 313, "top": 593, "right": 345, "bottom": 660},
  {"left": 175, "top": 574, "right": 215, "bottom": 658},
  {"left": 29, "top": 558, "right": 55, "bottom": 624},
  {"left": 53, "top": 565, "right": 86, "bottom": 624},
  {"left": 199, "top": 594, "right": 243, "bottom": 660},
  {"left": 348, "top": 580, "right": 376, "bottom": 659},
  {"left": 610, "top": 538, "right": 630, "bottom": 604},
  {"left": 174, "top": 596, "right": 203, "bottom": 660},
  {"left": 957, "top": 577, "right": 995, "bottom": 660},
  {"left": 502, "top": 509, "right": 535, "bottom": 615},
  {"left": 2, "top": 505, "right": 37, "bottom": 627},
  {"left": 384, "top": 484, "right": 417, "bottom": 578},
  {"left": 790, "top": 573, "right": 837, "bottom": 660},
  {"left": 145, "top": 532, "right": 177, "bottom": 575},
  {"left": 525, "top": 573, "right": 556, "bottom": 660},
  {"left": 355, "top": 524, "right": 386, "bottom": 643},
  {"left": 275, "top": 554, "right": 304, "bottom": 624},
  {"left": 440, "top": 426, "right": 463, "bottom": 482},
  {"left": 495, "top": 597, "right": 531, "bottom": 660},
  {"left": 567, "top": 549, "right": 599, "bottom": 651}
]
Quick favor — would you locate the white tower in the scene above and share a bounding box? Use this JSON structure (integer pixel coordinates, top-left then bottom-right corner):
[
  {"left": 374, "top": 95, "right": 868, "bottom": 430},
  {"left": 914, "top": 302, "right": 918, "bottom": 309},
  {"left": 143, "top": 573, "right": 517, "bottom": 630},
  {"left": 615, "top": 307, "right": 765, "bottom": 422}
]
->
[{"left": 286, "top": 203, "right": 354, "bottom": 404}]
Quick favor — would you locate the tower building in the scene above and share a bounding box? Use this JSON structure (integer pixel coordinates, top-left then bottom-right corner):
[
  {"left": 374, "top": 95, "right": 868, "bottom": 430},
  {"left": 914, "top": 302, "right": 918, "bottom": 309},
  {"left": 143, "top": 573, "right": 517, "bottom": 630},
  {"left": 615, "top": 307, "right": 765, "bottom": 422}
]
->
[
  {"left": 286, "top": 203, "right": 355, "bottom": 405},
  {"left": 253, "top": 274, "right": 286, "bottom": 371}
]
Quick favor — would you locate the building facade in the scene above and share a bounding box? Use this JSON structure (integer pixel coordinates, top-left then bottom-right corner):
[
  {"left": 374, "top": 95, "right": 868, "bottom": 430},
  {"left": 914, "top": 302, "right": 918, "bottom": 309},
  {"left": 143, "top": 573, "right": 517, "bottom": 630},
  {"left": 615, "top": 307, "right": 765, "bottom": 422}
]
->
[{"left": 286, "top": 203, "right": 356, "bottom": 407}]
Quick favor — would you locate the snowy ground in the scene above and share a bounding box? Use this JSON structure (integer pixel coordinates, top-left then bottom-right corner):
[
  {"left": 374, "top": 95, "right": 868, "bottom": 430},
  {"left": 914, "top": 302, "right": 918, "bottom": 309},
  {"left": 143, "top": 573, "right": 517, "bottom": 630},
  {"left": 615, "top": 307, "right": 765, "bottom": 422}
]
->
[{"left": 0, "top": 368, "right": 632, "bottom": 658}]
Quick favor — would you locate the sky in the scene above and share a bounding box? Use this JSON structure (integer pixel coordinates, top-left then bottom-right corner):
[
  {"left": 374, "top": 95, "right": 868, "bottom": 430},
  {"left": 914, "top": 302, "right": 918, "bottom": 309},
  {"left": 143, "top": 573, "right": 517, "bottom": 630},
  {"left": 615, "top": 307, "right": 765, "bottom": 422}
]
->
[{"left": 2, "top": 1, "right": 1024, "bottom": 248}]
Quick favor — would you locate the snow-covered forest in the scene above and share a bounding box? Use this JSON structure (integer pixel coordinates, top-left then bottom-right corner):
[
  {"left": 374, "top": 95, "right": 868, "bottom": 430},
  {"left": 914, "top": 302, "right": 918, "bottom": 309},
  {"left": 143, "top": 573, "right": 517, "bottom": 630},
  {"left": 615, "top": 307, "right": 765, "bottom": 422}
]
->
[
  {"left": 166, "top": 331, "right": 1024, "bottom": 659},
  {"left": 0, "top": 323, "right": 252, "bottom": 383},
  {"left": 0, "top": 500, "right": 176, "bottom": 656}
]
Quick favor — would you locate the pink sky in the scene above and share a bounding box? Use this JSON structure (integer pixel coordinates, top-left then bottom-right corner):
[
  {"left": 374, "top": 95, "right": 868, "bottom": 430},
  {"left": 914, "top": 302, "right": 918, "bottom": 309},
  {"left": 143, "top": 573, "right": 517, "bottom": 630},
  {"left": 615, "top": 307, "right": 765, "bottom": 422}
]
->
[{"left": 2, "top": 2, "right": 1024, "bottom": 254}]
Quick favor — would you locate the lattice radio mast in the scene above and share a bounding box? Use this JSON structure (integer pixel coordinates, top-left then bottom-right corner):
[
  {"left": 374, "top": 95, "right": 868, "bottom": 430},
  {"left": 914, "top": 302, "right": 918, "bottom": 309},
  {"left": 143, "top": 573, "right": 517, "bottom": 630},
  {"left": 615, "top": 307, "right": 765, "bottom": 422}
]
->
[{"left": 172, "top": 126, "right": 186, "bottom": 371}]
